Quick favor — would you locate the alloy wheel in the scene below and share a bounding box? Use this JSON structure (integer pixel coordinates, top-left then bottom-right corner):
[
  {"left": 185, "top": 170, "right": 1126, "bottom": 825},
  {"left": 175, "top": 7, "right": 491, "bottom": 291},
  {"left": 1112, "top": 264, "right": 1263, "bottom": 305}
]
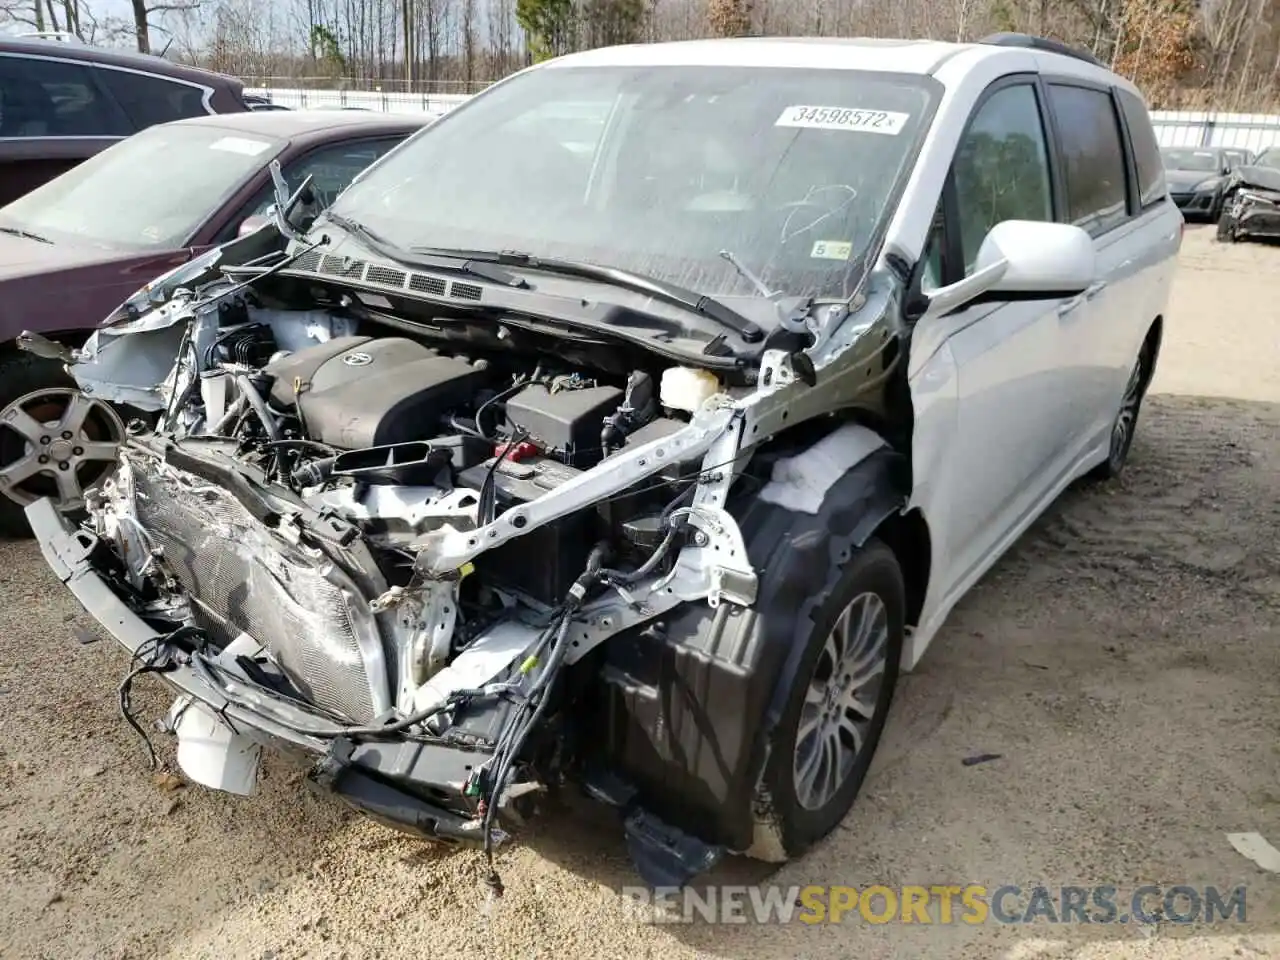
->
[
  {"left": 1110, "top": 355, "right": 1144, "bottom": 467},
  {"left": 0, "top": 388, "right": 125, "bottom": 511},
  {"left": 792, "top": 591, "right": 890, "bottom": 811}
]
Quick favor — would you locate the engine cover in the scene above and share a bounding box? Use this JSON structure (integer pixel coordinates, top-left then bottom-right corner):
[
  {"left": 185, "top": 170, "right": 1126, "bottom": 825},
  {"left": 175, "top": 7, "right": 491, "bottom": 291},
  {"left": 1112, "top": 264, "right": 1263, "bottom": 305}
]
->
[{"left": 264, "top": 336, "right": 489, "bottom": 449}]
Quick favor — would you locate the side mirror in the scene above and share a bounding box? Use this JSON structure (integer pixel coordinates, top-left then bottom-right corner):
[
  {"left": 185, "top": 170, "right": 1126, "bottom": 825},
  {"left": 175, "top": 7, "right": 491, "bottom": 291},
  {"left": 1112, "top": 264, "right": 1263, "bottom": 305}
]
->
[
  {"left": 919, "top": 220, "right": 1095, "bottom": 321},
  {"left": 975, "top": 220, "right": 1095, "bottom": 294}
]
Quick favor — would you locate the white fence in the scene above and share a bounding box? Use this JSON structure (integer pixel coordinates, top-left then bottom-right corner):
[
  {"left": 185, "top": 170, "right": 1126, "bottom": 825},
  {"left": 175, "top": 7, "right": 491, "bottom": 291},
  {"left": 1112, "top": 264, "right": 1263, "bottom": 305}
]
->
[
  {"left": 245, "top": 86, "right": 472, "bottom": 115},
  {"left": 1151, "top": 111, "right": 1280, "bottom": 154},
  {"left": 247, "top": 87, "right": 1280, "bottom": 155}
]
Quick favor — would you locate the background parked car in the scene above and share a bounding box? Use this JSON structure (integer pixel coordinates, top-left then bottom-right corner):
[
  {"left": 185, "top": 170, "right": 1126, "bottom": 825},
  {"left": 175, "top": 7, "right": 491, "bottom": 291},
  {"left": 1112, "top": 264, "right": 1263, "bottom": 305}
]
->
[
  {"left": 0, "top": 37, "right": 251, "bottom": 205},
  {"left": 1160, "top": 146, "right": 1252, "bottom": 220},
  {"left": 243, "top": 92, "right": 291, "bottom": 112},
  {"left": 0, "top": 109, "right": 431, "bottom": 534},
  {"left": 1215, "top": 147, "right": 1280, "bottom": 244}
]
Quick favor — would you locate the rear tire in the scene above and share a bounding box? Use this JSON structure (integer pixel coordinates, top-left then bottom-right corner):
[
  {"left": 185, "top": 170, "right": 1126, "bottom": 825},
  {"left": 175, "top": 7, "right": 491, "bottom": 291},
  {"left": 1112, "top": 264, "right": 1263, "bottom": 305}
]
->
[
  {"left": 752, "top": 537, "right": 904, "bottom": 859},
  {"left": 1088, "top": 336, "right": 1154, "bottom": 482}
]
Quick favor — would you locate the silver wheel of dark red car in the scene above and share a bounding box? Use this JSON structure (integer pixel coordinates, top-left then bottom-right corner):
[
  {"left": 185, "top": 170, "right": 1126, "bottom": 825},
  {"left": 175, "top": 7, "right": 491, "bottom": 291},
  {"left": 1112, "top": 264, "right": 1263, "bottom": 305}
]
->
[{"left": 0, "top": 386, "right": 125, "bottom": 516}]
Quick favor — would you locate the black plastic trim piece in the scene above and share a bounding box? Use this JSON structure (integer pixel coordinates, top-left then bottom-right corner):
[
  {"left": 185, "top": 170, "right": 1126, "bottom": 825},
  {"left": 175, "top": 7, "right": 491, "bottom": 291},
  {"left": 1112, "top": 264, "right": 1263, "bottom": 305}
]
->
[
  {"left": 623, "top": 808, "right": 724, "bottom": 888},
  {"left": 979, "top": 32, "right": 1104, "bottom": 67},
  {"left": 590, "top": 443, "right": 910, "bottom": 852}
]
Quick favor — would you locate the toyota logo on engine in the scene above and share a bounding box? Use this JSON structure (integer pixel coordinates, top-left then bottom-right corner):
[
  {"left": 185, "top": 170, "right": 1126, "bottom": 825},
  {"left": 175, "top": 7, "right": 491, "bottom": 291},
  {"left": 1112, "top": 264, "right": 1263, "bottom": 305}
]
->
[{"left": 342, "top": 352, "right": 373, "bottom": 367}]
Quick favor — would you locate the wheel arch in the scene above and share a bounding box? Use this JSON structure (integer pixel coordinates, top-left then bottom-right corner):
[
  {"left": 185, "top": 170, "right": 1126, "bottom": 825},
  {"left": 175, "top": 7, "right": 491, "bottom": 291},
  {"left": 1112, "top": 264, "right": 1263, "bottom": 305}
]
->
[
  {"left": 584, "top": 424, "right": 912, "bottom": 855},
  {"left": 872, "top": 506, "right": 932, "bottom": 631},
  {"left": 1140, "top": 314, "right": 1163, "bottom": 390}
]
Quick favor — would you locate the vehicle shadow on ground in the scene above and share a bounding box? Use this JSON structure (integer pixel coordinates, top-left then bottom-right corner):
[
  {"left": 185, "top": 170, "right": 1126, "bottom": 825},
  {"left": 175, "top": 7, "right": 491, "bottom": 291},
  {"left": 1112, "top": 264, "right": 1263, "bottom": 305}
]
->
[{"left": 514, "top": 392, "right": 1280, "bottom": 959}]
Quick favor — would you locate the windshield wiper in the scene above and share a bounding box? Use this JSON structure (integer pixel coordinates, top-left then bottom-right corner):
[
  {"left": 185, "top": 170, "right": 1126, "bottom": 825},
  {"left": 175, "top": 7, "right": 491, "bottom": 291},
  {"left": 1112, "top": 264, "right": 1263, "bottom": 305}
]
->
[
  {"left": 409, "top": 245, "right": 765, "bottom": 343},
  {"left": 0, "top": 225, "right": 53, "bottom": 245},
  {"left": 319, "top": 213, "right": 527, "bottom": 288}
]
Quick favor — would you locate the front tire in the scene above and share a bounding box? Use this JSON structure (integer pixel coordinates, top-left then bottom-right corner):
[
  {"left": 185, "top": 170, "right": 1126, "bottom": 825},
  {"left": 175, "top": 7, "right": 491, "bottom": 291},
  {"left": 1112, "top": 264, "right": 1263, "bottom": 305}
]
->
[
  {"left": 0, "top": 353, "right": 125, "bottom": 538},
  {"left": 753, "top": 537, "right": 904, "bottom": 858},
  {"left": 1216, "top": 209, "right": 1239, "bottom": 243}
]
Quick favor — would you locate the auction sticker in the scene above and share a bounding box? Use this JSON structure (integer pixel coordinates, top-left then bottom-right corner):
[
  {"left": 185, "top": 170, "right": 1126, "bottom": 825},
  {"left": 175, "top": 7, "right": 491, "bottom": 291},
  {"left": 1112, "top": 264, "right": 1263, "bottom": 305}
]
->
[
  {"left": 775, "top": 106, "right": 908, "bottom": 135},
  {"left": 209, "top": 136, "right": 272, "bottom": 156},
  {"left": 810, "top": 240, "right": 853, "bottom": 260}
]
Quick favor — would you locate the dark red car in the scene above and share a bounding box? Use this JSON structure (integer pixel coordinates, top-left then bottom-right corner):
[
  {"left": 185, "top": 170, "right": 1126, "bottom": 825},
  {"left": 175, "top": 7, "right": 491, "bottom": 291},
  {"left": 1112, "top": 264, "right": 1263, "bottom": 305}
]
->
[
  {"left": 0, "top": 37, "right": 253, "bottom": 205},
  {"left": 0, "top": 109, "right": 433, "bottom": 534}
]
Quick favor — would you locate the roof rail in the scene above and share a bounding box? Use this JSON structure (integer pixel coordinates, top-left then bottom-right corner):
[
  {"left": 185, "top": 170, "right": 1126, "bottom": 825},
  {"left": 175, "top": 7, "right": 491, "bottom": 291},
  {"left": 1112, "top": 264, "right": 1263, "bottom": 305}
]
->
[{"left": 978, "top": 32, "right": 1104, "bottom": 68}]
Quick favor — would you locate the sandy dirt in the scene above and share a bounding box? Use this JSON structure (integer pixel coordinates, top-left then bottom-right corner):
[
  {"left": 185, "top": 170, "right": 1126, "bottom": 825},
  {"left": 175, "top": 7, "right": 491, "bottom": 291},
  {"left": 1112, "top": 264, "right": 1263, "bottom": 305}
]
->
[{"left": 1, "top": 225, "right": 1277, "bottom": 960}]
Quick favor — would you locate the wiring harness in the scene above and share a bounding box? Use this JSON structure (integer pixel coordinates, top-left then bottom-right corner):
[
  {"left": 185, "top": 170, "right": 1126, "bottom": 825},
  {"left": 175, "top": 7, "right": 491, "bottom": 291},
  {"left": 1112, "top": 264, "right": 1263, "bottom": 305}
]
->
[{"left": 467, "top": 502, "right": 691, "bottom": 897}]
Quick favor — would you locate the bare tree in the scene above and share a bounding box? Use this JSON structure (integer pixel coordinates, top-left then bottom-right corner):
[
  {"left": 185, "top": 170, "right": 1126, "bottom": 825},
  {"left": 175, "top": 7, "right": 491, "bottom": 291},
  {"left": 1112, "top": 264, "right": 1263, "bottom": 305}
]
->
[{"left": 74, "top": 0, "right": 1277, "bottom": 110}]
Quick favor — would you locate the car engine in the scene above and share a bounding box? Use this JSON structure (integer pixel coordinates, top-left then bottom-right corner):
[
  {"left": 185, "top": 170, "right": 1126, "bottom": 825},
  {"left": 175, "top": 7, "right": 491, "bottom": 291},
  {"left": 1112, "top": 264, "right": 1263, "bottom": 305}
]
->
[
  {"left": 85, "top": 293, "right": 749, "bottom": 751},
  {"left": 193, "top": 325, "right": 695, "bottom": 610}
]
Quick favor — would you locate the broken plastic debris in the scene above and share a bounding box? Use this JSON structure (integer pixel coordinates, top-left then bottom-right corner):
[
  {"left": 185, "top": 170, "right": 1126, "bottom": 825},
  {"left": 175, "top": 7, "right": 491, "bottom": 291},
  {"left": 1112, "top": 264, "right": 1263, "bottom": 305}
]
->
[{"left": 1226, "top": 832, "right": 1280, "bottom": 873}]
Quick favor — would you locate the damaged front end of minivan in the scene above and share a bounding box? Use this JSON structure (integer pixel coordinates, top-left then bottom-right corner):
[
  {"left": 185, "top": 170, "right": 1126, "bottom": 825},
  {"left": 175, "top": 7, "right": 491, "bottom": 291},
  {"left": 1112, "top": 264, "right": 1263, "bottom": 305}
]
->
[{"left": 25, "top": 185, "right": 913, "bottom": 889}]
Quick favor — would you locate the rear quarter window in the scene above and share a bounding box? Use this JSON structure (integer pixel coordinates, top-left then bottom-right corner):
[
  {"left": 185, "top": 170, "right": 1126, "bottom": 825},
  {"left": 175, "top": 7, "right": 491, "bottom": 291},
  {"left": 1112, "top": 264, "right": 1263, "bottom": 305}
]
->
[
  {"left": 0, "top": 54, "right": 127, "bottom": 138},
  {"left": 1116, "top": 88, "right": 1166, "bottom": 207},
  {"left": 1046, "top": 83, "right": 1130, "bottom": 235},
  {"left": 96, "top": 69, "right": 211, "bottom": 128}
]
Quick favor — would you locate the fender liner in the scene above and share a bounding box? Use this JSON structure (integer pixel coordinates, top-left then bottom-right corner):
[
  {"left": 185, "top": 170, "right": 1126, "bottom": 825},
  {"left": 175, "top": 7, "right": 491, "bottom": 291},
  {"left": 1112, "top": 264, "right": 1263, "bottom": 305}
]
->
[{"left": 586, "top": 439, "right": 908, "bottom": 853}]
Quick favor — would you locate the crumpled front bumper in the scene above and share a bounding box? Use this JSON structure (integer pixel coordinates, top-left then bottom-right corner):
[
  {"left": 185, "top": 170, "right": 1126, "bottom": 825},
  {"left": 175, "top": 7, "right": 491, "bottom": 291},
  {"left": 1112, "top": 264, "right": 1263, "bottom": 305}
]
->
[
  {"left": 1236, "top": 201, "right": 1280, "bottom": 237},
  {"left": 26, "top": 496, "right": 499, "bottom": 845}
]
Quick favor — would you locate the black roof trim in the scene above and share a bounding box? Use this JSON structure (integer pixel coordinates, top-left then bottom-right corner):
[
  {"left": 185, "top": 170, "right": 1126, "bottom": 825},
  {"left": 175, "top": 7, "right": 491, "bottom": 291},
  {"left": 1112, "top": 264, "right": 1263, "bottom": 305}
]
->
[{"left": 978, "top": 33, "right": 1104, "bottom": 68}]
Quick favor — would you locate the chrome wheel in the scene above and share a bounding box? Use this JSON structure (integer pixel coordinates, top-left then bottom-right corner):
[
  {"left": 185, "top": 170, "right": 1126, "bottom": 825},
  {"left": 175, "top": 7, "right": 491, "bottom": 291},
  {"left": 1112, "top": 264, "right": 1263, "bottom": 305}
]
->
[
  {"left": 0, "top": 388, "right": 125, "bottom": 511},
  {"left": 1110, "top": 356, "right": 1144, "bottom": 465},
  {"left": 792, "top": 591, "right": 889, "bottom": 811}
]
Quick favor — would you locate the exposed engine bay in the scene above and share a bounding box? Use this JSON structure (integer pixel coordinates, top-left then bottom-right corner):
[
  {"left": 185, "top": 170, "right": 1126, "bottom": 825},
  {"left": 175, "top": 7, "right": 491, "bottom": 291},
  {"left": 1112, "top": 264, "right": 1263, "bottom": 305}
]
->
[
  {"left": 31, "top": 217, "right": 906, "bottom": 888},
  {"left": 114, "top": 318, "right": 739, "bottom": 718}
]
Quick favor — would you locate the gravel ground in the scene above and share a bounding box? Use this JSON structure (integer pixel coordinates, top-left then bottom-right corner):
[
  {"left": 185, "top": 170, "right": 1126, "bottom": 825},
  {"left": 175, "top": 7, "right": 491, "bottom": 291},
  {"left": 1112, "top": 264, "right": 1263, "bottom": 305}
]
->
[{"left": 1, "top": 225, "right": 1277, "bottom": 960}]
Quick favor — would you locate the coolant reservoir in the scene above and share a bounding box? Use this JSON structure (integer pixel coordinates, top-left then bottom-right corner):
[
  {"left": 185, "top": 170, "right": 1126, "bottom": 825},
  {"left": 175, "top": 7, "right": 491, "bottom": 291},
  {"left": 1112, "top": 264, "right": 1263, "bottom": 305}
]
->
[{"left": 659, "top": 366, "right": 720, "bottom": 413}]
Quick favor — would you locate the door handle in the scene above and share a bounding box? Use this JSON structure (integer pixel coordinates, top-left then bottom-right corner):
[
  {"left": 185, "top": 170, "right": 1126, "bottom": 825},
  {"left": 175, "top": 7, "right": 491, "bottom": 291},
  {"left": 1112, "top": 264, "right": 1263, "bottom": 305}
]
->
[{"left": 1085, "top": 280, "right": 1107, "bottom": 300}]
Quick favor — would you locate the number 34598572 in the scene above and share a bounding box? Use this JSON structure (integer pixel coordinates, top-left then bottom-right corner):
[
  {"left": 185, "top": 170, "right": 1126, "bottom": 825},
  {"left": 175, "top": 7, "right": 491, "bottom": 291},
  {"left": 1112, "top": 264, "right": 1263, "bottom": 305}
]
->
[{"left": 775, "top": 105, "right": 909, "bottom": 135}]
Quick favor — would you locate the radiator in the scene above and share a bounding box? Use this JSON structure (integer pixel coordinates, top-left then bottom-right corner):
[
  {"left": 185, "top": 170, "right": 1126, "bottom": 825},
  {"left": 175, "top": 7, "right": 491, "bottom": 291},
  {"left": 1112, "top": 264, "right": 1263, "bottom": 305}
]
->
[{"left": 131, "top": 459, "right": 388, "bottom": 723}]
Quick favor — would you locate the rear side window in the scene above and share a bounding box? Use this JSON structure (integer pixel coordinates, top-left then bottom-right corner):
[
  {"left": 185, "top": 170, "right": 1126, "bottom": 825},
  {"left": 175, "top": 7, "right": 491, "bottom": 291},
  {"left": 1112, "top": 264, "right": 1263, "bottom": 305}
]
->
[
  {"left": 0, "top": 55, "right": 126, "bottom": 138},
  {"left": 97, "top": 69, "right": 210, "bottom": 129},
  {"left": 1046, "top": 83, "right": 1129, "bottom": 235},
  {"left": 1116, "top": 88, "right": 1165, "bottom": 207}
]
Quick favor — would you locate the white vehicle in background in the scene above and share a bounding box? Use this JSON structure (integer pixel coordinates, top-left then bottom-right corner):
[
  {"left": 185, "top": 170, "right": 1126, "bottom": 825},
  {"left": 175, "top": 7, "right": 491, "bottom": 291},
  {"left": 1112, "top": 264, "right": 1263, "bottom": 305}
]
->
[{"left": 27, "top": 32, "right": 1179, "bottom": 890}]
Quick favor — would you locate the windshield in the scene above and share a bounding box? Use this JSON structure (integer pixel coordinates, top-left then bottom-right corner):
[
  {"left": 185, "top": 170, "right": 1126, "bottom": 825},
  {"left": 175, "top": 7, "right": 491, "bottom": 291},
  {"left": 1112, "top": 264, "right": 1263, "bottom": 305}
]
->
[
  {"left": 327, "top": 65, "right": 939, "bottom": 300},
  {"left": 1160, "top": 148, "right": 1221, "bottom": 173},
  {"left": 0, "top": 123, "right": 284, "bottom": 249}
]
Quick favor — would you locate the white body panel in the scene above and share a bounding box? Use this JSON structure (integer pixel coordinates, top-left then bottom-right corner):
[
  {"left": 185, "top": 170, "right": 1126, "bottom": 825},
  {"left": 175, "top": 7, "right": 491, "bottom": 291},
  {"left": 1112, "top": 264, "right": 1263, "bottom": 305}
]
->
[
  {"left": 901, "top": 174, "right": 1181, "bottom": 670},
  {"left": 768, "top": 40, "right": 1190, "bottom": 669}
]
